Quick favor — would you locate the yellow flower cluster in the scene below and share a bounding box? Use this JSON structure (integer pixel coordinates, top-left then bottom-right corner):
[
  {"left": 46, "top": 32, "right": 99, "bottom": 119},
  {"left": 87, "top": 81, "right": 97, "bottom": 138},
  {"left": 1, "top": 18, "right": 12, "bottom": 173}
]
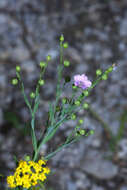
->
[{"left": 7, "top": 159, "right": 50, "bottom": 189}]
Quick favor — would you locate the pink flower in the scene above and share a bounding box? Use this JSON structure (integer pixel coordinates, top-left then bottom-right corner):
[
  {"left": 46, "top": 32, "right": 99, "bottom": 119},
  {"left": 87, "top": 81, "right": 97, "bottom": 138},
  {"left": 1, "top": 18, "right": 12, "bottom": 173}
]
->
[{"left": 74, "top": 74, "right": 92, "bottom": 90}]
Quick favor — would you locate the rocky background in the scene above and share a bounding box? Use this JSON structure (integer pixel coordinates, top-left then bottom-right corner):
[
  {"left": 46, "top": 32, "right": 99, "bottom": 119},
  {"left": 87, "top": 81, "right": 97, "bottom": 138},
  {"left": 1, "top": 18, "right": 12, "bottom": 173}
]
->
[{"left": 0, "top": 0, "right": 127, "bottom": 190}]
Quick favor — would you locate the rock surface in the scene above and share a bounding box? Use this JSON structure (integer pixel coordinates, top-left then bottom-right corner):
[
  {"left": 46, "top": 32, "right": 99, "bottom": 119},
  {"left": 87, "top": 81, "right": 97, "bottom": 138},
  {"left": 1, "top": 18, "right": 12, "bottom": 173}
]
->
[
  {"left": 0, "top": 0, "right": 127, "bottom": 190},
  {"left": 82, "top": 150, "right": 118, "bottom": 180}
]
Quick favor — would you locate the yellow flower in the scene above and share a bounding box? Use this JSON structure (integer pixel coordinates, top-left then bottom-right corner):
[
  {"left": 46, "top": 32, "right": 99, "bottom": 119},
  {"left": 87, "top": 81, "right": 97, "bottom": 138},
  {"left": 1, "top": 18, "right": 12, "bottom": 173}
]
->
[
  {"left": 38, "top": 172, "right": 46, "bottom": 181},
  {"left": 43, "top": 167, "right": 50, "bottom": 174},
  {"left": 7, "top": 175, "right": 16, "bottom": 188},
  {"left": 7, "top": 159, "right": 50, "bottom": 188},
  {"left": 38, "top": 159, "right": 46, "bottom": 166}
]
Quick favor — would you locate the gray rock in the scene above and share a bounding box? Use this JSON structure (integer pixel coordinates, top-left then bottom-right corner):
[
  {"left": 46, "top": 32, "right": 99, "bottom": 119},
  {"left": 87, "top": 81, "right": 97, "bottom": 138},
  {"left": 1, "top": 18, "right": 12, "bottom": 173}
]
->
[
  {"left": 0, "top": 74, "right": 7, "bottom": 89},
  {"left": 22, "top": 60, "right": 36, "bottom": 73},
  {"left": 107, "top": 181, "right": 115, "bottom": 188},
  {"left": 83, "top": 43, "right": 96, "bottom": 60},
  {"left": 42, "top": 81, "right": 55, "bottom": 99},
  {"left": 117, "top": 139, "right": 127, "bottom": 160},
  {"left": 75, "top": 171, "right": 91, "bottom": 189},
  {"left": 0, "top": 109, "right": 3, "bottom": 125},
  {"left": 82, "top": 150, "right": 118, "bottom": 180},
  {"left": 120, "top": 186, "right": 127, "bottom": 190},
  {"left": 0, "top": 0, "right": 8, "bottom": 8},
  {"left": 91, "top": 185, "right": 105, "bottom": 190},
  {"left": 67, "top": 181, "right": 77, "bottom": 190},
  {"left": 10, "top": 46, "right": 30, "bottom": 62},
  {"left": 120, "top": 17, "right": 127, "bottom": 36}
]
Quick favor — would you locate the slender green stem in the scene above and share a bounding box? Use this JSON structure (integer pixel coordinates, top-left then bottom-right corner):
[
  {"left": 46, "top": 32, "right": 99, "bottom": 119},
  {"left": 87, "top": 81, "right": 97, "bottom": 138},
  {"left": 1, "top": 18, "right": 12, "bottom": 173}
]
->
[
  {"left": 16, "top": 72, "right": 32, "bottom": 114},
  {"left": 33, "top": 115, "right": 67, "bottom": 161},
  {"left": 45, "top": 136, "right": 80, "bottom": 160},
  {"left": 33, "top": 43, "right": 65, "bottom": 160},
  {"left": 16, "top": 71, "right": 38, "bottom": 157},
  {"left": 35, "top": 65, "right": 47, "bottom": 97},
  {"left": 52, "top": 41, "right": 63, "bottom": 125},
  {"left": 31, "top": 118, "right": 37, "bottom": 153}
]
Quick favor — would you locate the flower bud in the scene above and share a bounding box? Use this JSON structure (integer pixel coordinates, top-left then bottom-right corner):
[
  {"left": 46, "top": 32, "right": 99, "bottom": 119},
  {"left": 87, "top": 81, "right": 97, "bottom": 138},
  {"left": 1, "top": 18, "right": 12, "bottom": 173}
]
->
[
  {"left": 71, "top": 114, "right": 76, "bottom": 120},
  {"left": 107, "top": 67, "right": 113, "bottom": 73},
  {"left": 30, "top": 92, "right": 35, "bottom": 99},
  {"left": 89, "top": 130, "right": 94, "bottom": 135},
  {"left": 74, "top": 100, "right": 81, "bottom": 106},
  {"left": 79, "top": 129, "right": 85, "bottom": 135},
  {"left": 102, "top": 74, "right": 108, "bottom": 80},
  {"left": 60, "top": 34, "right": 64, "bottom": 42},
  {"left": 63, "top": 42, "right": 68, "bottom": 48},
  {"left": 83, "top": 103, "right": 89, "bottom": 109},
  {"left": 24, "top": 155, "right": 31, "bottom": 161},
  {"left": 40, "top": 61, "right": 46, "bottom": 68},
  {"left": 12, "top": 78, "right": 18, "bottom": 85},
  {"left": 39, "top": 79, "right": 45, "bottom": 86},
  {"left": 96, "top": 69, "right": 102, "bottom": 76},
  {"left": 64, "top": 60, "right": 70, "bottom": 67},
  {"left": 46, "top": 55, "right": 51, "bottom": 61},
  {"left": 83, "top": 90, "right": 89, "bottom": 96},
  {"left": 16, "top": 66, "right": 21, "bottom": 72},
  {"left": 78, "top": 119, "right": 83, "bottom": 124}
]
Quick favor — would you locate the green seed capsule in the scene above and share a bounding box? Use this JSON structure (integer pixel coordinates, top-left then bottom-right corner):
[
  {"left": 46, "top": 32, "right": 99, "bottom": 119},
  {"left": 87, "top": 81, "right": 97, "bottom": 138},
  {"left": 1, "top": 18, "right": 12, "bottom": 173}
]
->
[
  {"left": 60, "top": 34, "right": 64, "bottom": 42},
  {"left": 71, "top": 114, "right": 76, "bottom": 120},
  {"left": 39, "top": 79, "right": 45, "bottom": 86},
  {"left": 24, "top": 155, "right": 31, "bottom": 161},
  {"left": 89, "top": 130, "right": 95, "bottom": 135},
  {"left": 102, "top": 74, "right": 108, "bottom": 80},
  {"left": 75, "top": 100, "right": 81, "bottom": 106},
  {"left": 79, "top": 129, "right": 85, "bottom": 135},
  {"left": 96, "top": 69, "right": 102, "bottom": 76},
  {"left": 16, "top": 66, "right": 21, "bottom": 72},
  {"left": 83, "top": 103, "right": 89, "bottom": 109},
  {"left": 40, "top": 61, "right": 46, "bottom": 68},
  {"left": 78, "top": 119, "right": 83, "bottom": 124},
  {"left": 47, "top": 55, "right": 51, "bottom": 61},
  {"left": 30, "top": 92, "right": 35, "bottom": 99},
  {"left": 12, "top": 78, "right": 18, "bottom": 85},
  {"left": 63, "top": 42, "right": 68, "bottom": 48},
  {"left": 108, "top": 67, "right": 113, "bottom": 72},
  {"left": 64, "top": 60, "right": 70, "bottom": 67},
  {"left": 83, "top": 90, "right": 89, "bottom": 96}
]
